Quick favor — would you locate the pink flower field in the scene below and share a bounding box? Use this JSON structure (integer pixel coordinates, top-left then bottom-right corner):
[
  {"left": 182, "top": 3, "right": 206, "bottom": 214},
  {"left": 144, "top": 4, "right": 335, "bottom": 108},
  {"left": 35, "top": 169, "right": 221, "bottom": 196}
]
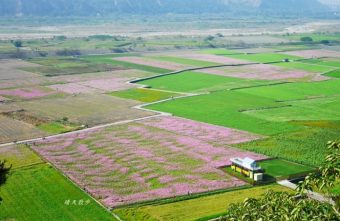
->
[
  {"left": 32, "top": 116, "right": 267, "bottom": 208},
  {"left": 49, "top": 83, "right": 100, "bottom": 94},
  {"left": 0, "top": 87, "right": 56, "bottom": 99},
  {"left": 199, "top": 64, "right": 323, "bottom": 81},
  {"left": 80, "top": 78, "right": 134, "bottom": 92},
  {"left": 49, "top": 77, "right": 135, "bottom": 94},
  {"left": 140, "top": 116, "right": 263, "bottom": 146}
]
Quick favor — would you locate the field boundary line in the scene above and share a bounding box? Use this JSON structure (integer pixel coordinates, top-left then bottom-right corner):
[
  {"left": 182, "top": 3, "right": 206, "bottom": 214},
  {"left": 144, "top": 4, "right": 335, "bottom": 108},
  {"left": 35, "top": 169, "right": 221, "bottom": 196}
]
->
[{"left": 128, "top": 62, "right": 259, "bottom": 84}]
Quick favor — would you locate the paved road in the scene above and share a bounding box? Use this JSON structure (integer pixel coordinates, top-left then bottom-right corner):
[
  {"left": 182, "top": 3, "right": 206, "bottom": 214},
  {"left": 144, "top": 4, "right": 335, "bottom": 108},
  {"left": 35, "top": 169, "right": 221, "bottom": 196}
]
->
[{"left": 277, "top": 180, "right": 335, "bottom": 205}]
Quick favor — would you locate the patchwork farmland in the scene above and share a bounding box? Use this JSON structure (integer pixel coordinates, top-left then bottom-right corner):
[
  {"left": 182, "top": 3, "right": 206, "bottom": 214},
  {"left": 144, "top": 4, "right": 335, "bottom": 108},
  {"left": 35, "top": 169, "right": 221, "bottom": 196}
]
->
[{"left": 0, "top": 31, "right": 339, "bottom": 221}]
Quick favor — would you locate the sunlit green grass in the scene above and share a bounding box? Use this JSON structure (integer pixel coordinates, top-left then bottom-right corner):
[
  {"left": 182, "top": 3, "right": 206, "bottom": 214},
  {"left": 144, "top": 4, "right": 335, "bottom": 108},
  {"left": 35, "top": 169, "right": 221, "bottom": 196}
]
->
[
  {"left": 236, "top": 121, "right": 340, "bottom": 166},
  {"left": 109, "top": 88, "right": 179, "bottom": 103},
  {"left": 114, "top": 185, "right": 290, "bottom": 221},
  {"left": 0, "top": 164, "right": 115, "bottom": 221},
  {"left": 300, "top": 58, "right": 340, "bottom": 68},
  {"left": 225, "top": 53, "right": 301, "bottom": 63},
  {"left": 0, "top": 144, "right": 43, "bottom": 169},
  {"left": 237, "top": 80, "right": 340, "bottom": 101},
  {"left": 243, "top": 96, "right": 340, "bottom": 122},
  {"left": 146, "top": 90, "right": 301, "bottom": 135},
  {"left": 283, "top": 33, "right": 340, "bottom": 41},
  {"left": 259, "top": 159, "right": 314, "bottom": 178},
  {"left": 37, "top": 122, "right": 81, "bottom": 134},
  {"left": 138, "top": 71, "right": 268, "bottom": 93},
  {"left": 275, "top": 61, "right": 334, "bottom": 73},
  {"left": 324, "top": 69, "right": 340, "bottom": 78}
]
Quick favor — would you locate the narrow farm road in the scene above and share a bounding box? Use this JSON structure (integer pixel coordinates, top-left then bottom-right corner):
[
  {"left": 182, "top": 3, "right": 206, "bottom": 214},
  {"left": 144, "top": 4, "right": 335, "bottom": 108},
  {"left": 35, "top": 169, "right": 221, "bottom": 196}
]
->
[{"left": 277, "top": 180, "right": 335, "bottom": 205}]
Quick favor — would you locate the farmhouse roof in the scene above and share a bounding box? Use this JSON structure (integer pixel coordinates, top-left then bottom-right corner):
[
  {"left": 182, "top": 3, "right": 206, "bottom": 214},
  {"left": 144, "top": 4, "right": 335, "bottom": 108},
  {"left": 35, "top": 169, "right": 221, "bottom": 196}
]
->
[{"left": 230, "top": 157, "right": 262, "bottom": 171}]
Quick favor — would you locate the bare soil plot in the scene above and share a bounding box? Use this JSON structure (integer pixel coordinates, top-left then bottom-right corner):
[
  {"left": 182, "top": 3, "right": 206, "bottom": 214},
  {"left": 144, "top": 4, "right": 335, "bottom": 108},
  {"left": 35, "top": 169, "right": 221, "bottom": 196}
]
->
[
  {"left": 0, "top": 115, "right": 46, "bottom": 144},
  {"left": 179, "top": 53, "right": 251, "bottom": 65},
  {"left": 32, "top": 116, "right": 266, "bottom": 208},
  {"left": 0, "top": 77, "right": 48, "bottom": 89},
  {"left": 80, "top": 78, "right": 134, "bottom": 92},
  {"left": 52, "top": 69, "right": 154, "bottom": 83},
  {"left": 48, "top": 69, "right": 156, "bottom": 94},
  {"left": 283, "top": 49, "right": 340, "bottom": 58},
  {"left": 0, "top": 86, "right": 58, "bottom": 100},
  {"left": 199, "top": 64, "right": 325, "bottom": 81},
  {"left": 23, "top": 57, "right": 125, "bottom": 77},
  {"left": 113, "top": 56, "right": 189, "bottom": 70},
  {"left": 0, "top": 94, "right": 154, "bottom": 127},
  {"left": 50, "top": 78, "right": 134, "bottom": 94},
  {"left": 0, "top": 59, "right": 40, "bottom": 80}
]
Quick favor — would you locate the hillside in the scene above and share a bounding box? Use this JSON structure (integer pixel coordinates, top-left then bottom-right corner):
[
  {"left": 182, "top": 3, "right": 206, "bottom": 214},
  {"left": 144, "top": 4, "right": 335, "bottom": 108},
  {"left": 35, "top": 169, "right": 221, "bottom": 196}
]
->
[{"left": 0, "top": 0, "right": 332, "bottom": 17}]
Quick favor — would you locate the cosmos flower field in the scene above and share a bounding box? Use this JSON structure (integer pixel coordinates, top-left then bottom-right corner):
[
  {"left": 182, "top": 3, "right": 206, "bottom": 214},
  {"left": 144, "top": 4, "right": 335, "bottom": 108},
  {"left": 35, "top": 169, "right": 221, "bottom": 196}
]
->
[{"left": 32, "top": 116, "right": 266, "bottom": 207}]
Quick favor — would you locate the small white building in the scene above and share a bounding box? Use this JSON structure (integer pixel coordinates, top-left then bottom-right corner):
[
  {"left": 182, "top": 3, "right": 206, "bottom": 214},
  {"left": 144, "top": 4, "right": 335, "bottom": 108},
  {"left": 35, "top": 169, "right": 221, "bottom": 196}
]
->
[{"left": 230, "top": 157, "right": 263, "bottom": 181}]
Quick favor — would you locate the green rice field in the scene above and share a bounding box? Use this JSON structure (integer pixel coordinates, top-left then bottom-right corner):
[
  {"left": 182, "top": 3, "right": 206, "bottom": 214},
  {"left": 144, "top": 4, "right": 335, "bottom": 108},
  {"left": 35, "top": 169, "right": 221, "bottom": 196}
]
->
[
  {"left": 146, "top": 90, "right": 301, "bottom": 135},
  {"left": 138, "top": 71, "right": 269, "bottom": 93},
  {"left": 300, "top": 58, "right": 340, "bottom": 68},
  {"left": 114, "top": 184, "right": 290, "bottom": 221},
  {"left": 324, "top": 69, "right": 340, "bottom": 78},
  {"left": 237, "top": 80, "right": 340, "bottom": 101},
  {"left": 225, "top": 53, "right": 301, "bottom": 63},
  {"left": 0, "top": 164, "right": 115, "bottom": 221},
  {"left": 275, "top": 61, "right": 334, "bottom": 73},
  {"left": 236, "top": 121, "right": 340, "bottom": 166},
  {"left": 243, "top": 96, "right": 340, "bottom": 122}
]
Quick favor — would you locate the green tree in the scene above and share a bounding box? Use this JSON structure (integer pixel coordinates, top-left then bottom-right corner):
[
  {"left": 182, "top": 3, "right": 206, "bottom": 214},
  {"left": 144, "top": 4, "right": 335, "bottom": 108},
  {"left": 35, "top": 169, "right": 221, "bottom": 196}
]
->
[
  {"left": 220, "top": 141, "right": 340, "bottom": 221},
  {"left": 12, "top": 40, "right": 23, "bottom": 48},
  {"left": 0, "top": 160, "right": 11, "bottom": 203},
  {"left": 300, "top": 36, "right": 313, "bottom": 42},
  {"left": 321, "top": 40, "right": 330, "bottom": 45}
]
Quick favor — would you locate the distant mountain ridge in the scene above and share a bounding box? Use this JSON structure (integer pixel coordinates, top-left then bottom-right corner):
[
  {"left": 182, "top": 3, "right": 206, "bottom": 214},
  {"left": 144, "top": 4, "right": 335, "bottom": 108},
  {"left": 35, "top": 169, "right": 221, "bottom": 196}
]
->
[{"left": 0, "top": 0, "right": 333, "bottom": 17}]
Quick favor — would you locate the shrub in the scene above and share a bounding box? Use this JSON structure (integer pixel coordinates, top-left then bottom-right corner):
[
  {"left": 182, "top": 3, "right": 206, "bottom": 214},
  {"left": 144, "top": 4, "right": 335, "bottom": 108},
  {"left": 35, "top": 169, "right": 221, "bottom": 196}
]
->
[
  {"left": 300, "top": 36, "right": 313, "bottom": 42},
  {"left": 55, "top": 49, "right": 81, "bottom": 56},
  {"left": 12, "top": 40, "right": 23, "bottom": 48}
]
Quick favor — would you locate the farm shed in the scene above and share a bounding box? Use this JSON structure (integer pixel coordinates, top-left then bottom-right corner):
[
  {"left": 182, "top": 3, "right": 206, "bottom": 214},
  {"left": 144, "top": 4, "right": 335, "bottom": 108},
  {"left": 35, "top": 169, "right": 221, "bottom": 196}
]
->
[{"left": 231, "top": 157, "right": 263, "bottom": 181}]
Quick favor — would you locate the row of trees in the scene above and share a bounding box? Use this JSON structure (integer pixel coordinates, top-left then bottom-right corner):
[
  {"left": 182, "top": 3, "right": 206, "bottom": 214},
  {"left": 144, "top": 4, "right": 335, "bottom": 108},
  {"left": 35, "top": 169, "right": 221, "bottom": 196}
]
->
[
  {"left": 221, "top": 141, "right": 339, "bottom": 220},
  {"left": 300, "top": 36, "right": 331, "bottom": 45}
]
